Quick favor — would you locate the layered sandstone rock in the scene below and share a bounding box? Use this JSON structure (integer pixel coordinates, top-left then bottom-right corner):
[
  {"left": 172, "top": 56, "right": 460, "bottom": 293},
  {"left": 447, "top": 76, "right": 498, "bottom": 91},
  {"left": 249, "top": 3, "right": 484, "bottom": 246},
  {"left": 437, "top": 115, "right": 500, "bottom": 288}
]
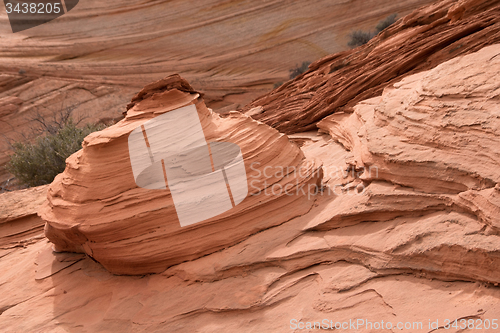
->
[
  {"left": 243, "top": 0, "right": 500, "bottom": 133},
  {"left": 0, "top": 44, "right": 498, "bottom": 330},
  {"left": 0, "top": 185, "right": 47, "bottom": 247},
  {"left": 39, "top": 75, "right": 322, "bottom": 275},
  {"left": 0, "top": 0, "right": 437, "bottom": 184},
  {"left": 318, "top": 44, "right": 500, "bottom": 195},
  {"left": 308, "top": 44, "right": 500, "bottom": 285},
  {"left": 1, "top": 17, "right": 500, "bottom": 333}
]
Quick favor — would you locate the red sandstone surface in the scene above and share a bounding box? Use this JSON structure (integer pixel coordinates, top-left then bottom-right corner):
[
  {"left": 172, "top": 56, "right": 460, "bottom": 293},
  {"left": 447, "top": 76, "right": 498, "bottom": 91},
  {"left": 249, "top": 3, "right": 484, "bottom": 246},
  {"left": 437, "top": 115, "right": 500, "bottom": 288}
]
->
[
  {"left": 243, "top": 0, "right": 500, "bottom": 134},
  {"left": 0, "top": 0, "right": 500, "bottom": 332}
]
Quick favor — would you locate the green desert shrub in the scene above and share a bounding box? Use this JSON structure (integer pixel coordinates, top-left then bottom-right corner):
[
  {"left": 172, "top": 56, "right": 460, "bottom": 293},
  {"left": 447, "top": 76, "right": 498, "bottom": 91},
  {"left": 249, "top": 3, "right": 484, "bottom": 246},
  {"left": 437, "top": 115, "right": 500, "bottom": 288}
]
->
[
  {"left": 375, "top": 13, "right": 398, "bottom": 33},
  {"left": 7, "top": 120, "right": 105, "bottom": 187},
  {"left": 272, "top": 61, "right": 312, "bottom": 89},
  {"left": 289, "top": 61, "right": 311, "bottom": 79},
  {"left": 273, "top": 81, "right": 283, "bottom": 89},
  {"left": 348, "top": 13, "right": 398, "bottom": 48},
  {"left": 348, "top": 30, "right": 375, "bottom": 48}
]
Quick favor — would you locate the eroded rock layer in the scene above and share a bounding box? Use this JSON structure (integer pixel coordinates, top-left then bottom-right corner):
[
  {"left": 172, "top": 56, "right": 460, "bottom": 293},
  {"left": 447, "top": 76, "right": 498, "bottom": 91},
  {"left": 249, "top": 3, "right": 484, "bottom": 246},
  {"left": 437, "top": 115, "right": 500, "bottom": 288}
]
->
[
  {"left": 310, "top": 44, "right": 500, "bottom": 285},
  {"left": 243, "top": 0, "right": 500, "bottom": 133},
  {"left": 0, "top": 0, "right": 436, "bottom": 184},
  {"left": 0, "top": 185, "right": 47, "bottom": 247},
  {"left": 1, "top": 24, "right": 500, "bottom": 333},
  {"left": 318, "top": 44, "right": 500, "bottom": 195},
  {"left": 39, "top": 75, "right": 322, "bottom": 275}
]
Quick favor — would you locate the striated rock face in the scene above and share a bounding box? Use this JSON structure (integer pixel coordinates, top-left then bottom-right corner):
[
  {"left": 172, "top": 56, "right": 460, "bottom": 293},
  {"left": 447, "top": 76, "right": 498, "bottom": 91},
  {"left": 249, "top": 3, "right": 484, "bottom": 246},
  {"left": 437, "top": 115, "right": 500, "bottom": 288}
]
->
[
  {"left": 0, "top": 42, "right": 498, "bottom": 333},
  {"left": 0, "top": 0, "right": 499, "bottom": 325},
  {"left": 0, "top": 185, "right": 47, "bottom": 247},
  {"left": 318, "top": 43, "right": 500, "bottom": 195},
  {"left": 308, "top": 44, "right": 500, "bottom": 285},
  {"left": 243, "top": 0, "right": 500, "bottom": 133},
  {"left": 0, "top": 0, "right": 437, "bottom": 184},
  {"left": 0, "top": 24, "right": 500, "bottom": 333},
  {"left": 0, "top": 44, "right": 497, "bottom": 331},
  {"left": 39, "top": 75, "right": 322, "bottom": 275}
]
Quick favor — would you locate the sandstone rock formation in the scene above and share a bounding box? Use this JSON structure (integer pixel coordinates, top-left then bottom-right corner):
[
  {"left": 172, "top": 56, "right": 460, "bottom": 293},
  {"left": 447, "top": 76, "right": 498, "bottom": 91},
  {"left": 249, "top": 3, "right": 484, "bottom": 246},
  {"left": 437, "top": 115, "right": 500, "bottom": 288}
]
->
[
  {"left": 243, "top": 0, "right": 500, "bottom": 133},
  {"left": 0, "top": 185, "right": 47, "bottom": 247},
  {"left": 39, "top": 75, "right": 322, "bottom": 275},
  {"left": 0, "top": 0, "right": 436, "bottom": 184},
  {"left": 317, "top": 51, "right": 500, "bottom": 195},
  {"left": 0, "top": 1, "right": 500, "bottom": 331},
  {"left": 0, "top": 42, "right": 498, "bottom": 332}
]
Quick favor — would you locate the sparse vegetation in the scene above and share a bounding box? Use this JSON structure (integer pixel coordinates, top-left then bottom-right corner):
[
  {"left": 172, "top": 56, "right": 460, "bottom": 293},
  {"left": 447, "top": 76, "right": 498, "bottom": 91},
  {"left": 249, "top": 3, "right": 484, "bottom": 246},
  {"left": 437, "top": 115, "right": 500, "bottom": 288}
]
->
[
  {"left": 273, "top": 61, "right": 312, "bottom": 89},
  {"left": 6, "top": 109, "right": 106, "bottom": 187},
  {"left": 348, "top": 30, "right": 375, "bottom": 48},
  {"left": 348, "top": 13, "right": 398, "bottom": 48},
  {"left": 289, "top": 61, "right": 311, "bottom": 80},
  {"left": 375, "top": 13, "right": 398, "bottom": 34}
]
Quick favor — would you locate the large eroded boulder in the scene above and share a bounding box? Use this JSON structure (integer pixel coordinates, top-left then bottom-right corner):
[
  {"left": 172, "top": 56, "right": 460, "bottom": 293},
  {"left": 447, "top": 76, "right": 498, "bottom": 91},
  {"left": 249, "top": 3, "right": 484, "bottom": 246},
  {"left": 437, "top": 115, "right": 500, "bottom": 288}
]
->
[{"left": 39, "top": 75, "right": 322, "bottom": 275}]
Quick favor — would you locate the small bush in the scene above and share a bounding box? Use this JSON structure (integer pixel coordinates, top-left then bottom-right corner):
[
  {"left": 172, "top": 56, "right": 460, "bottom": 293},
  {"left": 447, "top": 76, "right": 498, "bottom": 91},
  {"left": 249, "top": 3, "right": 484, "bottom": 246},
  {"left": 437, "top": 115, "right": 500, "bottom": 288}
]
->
[
  {"left": 347, "top": 13, "right": 398, "bottom": 48},
  {"left": 273, "top": 81, "right": 283, "bottom": 89},
  {"left": 7, "top": 120, "right": 105, "bottom": 187},
  {"left": 375, "top": 13, "right": 398, "bottom": 33},
  {"left": 348, "top": 30, "right": 375, "bottom": 48},
  {"left": 289, "top": 61, "right": 311, "bottom": 79}
]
